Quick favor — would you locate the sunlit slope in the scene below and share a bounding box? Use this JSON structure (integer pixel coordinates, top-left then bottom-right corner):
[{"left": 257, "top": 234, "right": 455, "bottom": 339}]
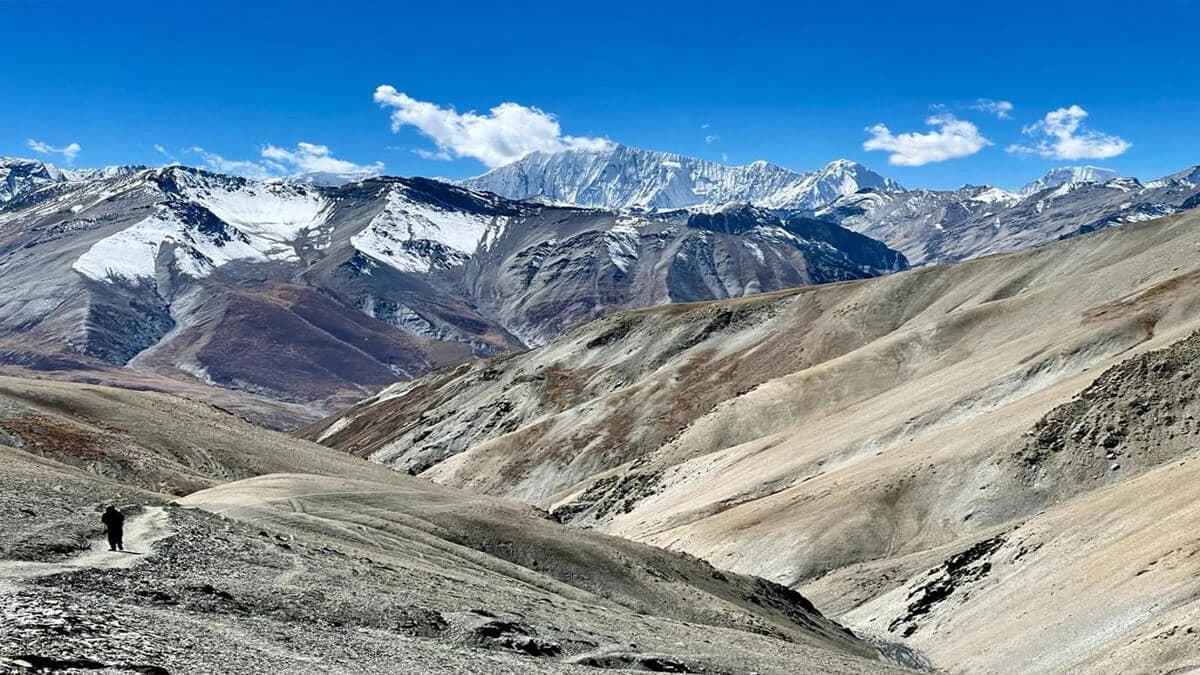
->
[{"left": 306, "top": 209, "right": 1200, "bottom": 670}]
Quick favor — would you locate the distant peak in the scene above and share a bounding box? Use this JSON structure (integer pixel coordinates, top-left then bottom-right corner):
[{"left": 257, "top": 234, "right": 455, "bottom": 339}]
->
[
  {"left": 822, "top": 158, "right": 860, "bottom": 169},
  {"left": 1020, "top": 165, "right": 1121, "bottom": 196}
]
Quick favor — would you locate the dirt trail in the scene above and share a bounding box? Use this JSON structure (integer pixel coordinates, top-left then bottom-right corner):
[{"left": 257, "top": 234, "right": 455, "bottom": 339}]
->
[{"left": 0, "top": 507, "right": 174, "bottom": 592}]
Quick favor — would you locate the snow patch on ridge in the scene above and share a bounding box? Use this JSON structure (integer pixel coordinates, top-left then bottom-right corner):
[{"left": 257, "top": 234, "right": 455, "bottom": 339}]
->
[
  {"left": 177, "top": 178, "right": 329, "bottom": 262},
  {"left": 351, "top": 185, "right": 497, "bottom": 273},
  {"left": 72, "top": 207, "right": 267, "bottom": 282},
  {"left": 605, "top": 217, "right": 643, "bottom": 273}
]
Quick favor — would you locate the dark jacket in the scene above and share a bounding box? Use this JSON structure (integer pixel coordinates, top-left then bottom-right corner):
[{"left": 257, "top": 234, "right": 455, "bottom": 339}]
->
[{"left": 101, "top": 508, "right": 124, "bottom": 532}]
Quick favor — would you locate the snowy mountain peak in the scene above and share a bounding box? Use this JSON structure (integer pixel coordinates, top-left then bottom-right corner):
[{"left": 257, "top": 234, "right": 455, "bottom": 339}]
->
[
  {"left": 1020, "top": 166, "right": 1121, "bottom": 196},
  {"left": 0, "top": 156, "right": 147, "bottom": 203},
  {"left": 758, "top": 159, "right": 903, "bottom": 211},
  {"left": 0, "top": 157, "right": 61, "bottom": 202},
  {"left": 60, "top": 164, "right": 146, "bottom": 182},
  {"left": 1147, "top": 165, "right": 1200, "bottom": 188},
  {"left": 460, "top": 145, "right": 899, "bottom": 213}
]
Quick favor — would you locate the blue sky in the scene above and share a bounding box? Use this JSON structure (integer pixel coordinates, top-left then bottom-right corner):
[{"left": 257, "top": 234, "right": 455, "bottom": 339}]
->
[{"left": 2, "top": 0, "right": 1197, "bottom": 190}]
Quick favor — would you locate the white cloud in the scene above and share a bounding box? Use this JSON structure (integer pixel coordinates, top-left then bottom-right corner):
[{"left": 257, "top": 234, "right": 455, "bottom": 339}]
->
[
  {"left": 971, "top": 99, "right": 1014, "bottom": 119},
  {"left": 705, "top": 134, "right": 719, "bottom": 144},
  {"left": 186, "top": 143, "right": 383, "bottom": 182},
  {"left": 188, "top": 147, "right": 273, "bottom": 180},
  {"left": 1006, "top": 105, "right": 1131, "bottom": 160},
  {"left": 701, "top": 123, "right": 711, "bottom": 129},
  {"left": 27, "top": 139, "right": 82, "bottom": 165},
  {"left": 261, "top": 142, "right": 384, "bottom": 180},
  {"left": 863, "top": 114, "right": 991, "bottom": 166},
  {"left": 373, "top": 85, "right": 613, "bottom": 168}
]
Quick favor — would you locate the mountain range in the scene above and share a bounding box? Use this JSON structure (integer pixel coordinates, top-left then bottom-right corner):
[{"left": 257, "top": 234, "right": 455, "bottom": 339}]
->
[
  {"left": 3, "top": 147, "right": 1198, "bottom": 429},
  {"left": 462, "top": 145, "right": 1200, "bottom": 266},
  {"left": 462, "top": 144, "right": 903, "bottom": 211},
  {"left": 818, "top": 168, "right": 1200, "bottom": 264},
  {"left": 0, "top": 158, "right": 903, "bottom": 426}
]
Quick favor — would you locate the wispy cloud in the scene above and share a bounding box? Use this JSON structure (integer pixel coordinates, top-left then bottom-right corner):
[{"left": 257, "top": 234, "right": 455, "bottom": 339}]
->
[
  {"left": 1006, "top": 105, "right": 1131, "bottom": 160},
  {"left": 373, "top": 86, "right": 613, "bottom": 168},
  {"left": 153, "top": 144, "right": 180, "bottom": 165},
  {"left": 970, "top": 99, "right": 1014, "bottom": 120},
  {"left": 186, "top": 143, "right": 383, "bottom": 182},
  {"left": 863, "top": 114, "right": 990, "bottom": 166},
  {"left": 27, "top": 139, "right": 82, "bottom": 165},
  {"left": 705, "top": 134, "right": 719, "bottom": 144}
]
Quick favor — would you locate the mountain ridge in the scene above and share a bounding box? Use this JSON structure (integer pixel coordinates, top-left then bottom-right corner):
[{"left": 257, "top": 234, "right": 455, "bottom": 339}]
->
[{"left": 461, "top": 144, "right": 903, "bottom": 212}]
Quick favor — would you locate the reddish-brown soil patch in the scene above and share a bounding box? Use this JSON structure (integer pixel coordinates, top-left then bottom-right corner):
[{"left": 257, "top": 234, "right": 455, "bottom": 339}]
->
[{"left": 0, "top": 414, "right": 108, "bottom": 460}]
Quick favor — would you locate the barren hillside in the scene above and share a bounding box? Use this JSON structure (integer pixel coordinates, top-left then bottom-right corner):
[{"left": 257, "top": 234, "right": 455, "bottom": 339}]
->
[
  {"left": 0, "top": 377, "right": 904, "bottom": 673},
  {"left": 306, "top": 208, "right": 1200, "bottom": 671}
]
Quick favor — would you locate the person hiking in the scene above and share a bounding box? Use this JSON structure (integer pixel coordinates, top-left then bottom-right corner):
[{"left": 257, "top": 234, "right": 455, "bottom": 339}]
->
[{"left": 101, "top": 505, "right": 125, "bottom": 551}]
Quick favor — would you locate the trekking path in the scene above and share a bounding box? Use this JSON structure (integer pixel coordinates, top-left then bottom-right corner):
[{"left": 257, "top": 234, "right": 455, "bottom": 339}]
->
[{"left": 0, "top": 507, "right": 175, "bottom": 592}]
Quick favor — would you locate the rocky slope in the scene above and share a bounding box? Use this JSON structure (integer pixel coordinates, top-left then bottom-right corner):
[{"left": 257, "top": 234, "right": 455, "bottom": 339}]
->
[
  {"left": 0, "top": 160, "right": 905, "bottom": 426},
  {"left": 306, "top": 207, "right": 1200, "bottom": 671},
  {"left": 464, "top": 202, "right": 905, "bottom": 345},
  {"left": 462, "top": 144, "right": 902, "bottom": 211},
  {"left": 0, "top": 376, "right": 907, "bottom": 674}
]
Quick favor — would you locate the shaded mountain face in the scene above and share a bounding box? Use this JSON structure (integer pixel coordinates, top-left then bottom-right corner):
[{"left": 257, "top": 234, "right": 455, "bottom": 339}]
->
[
  {"left": 0, "top": 162, "right": 905, "bottom": 426},
  {"left": 462, "top": 144, "right": 902, "bottom": 211},
  {"left": 463, "top": 202, "right": 907, "bottom": 345},
  {"left": 306, "top": 208, "right": 1200, "bottom": 671},
  {"left": 818, "top": 168, "right": 1200, "bottom": 264}
]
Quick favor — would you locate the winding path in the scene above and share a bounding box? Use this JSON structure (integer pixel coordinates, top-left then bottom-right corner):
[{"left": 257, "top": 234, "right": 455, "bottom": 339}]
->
[{"left": 0, "top": 507, "right": 175, "bottom": 592}]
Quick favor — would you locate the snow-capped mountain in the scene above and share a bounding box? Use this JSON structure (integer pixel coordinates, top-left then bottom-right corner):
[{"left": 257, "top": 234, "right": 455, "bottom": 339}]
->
[
  {"left": 758, "top": 158, "right": 904, "bottom": 210},
  {"left": 461, "top": 144, "right": 902, "bottom": 211},
  {"left": 1019, "top": 166, "right": 1122, "bottom": 196},
  {"left": 466, "top": 149, "right": 1200, "bottom": 267},
  {"left": 818, "top": 169, "right": 1200, "bottom": 264},
  {"left": 0, "top": 160, "right": 905, "bottom": 426},
  {"left": 1146, "top": 165, "right": 1200, "bottom": 189},
  {"left": 0, "top": 157, "right": 143, "bottom": 203},
  {"left": 0, "top": 157, "right": 66, "bottom": 202}
]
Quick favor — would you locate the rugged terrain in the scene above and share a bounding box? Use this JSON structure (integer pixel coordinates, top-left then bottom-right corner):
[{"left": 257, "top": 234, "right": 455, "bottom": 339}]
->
[
  {"left": 0, "top": 159, "right": 904, "bottom": 427},
  {"left": 307, "top": 207, "right": 1200, "bottom": 671},
  {"left": 0, "top": 376, "right": 909, "bottom": 674}
]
